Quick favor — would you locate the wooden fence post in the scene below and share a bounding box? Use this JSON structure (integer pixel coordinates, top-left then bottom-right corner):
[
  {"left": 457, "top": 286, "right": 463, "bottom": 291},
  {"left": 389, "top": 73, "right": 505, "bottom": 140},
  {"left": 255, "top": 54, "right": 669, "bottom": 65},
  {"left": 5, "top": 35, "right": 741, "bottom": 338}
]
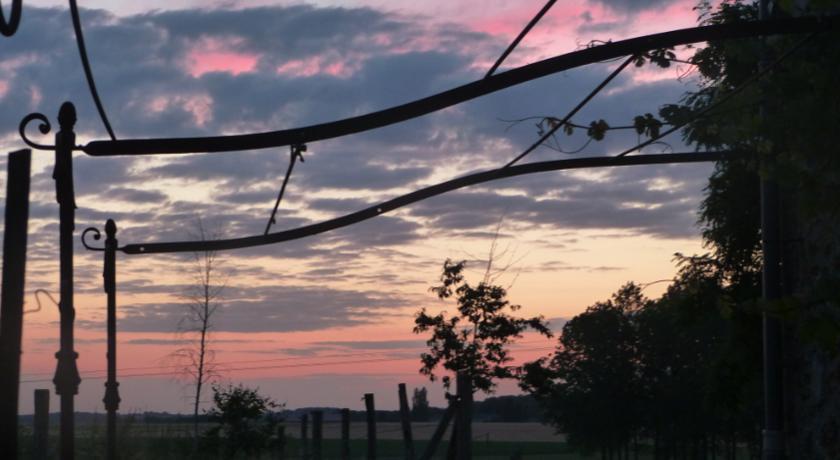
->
[
  {"left": 419, "top": 399, "right": 458, "bottom": 460},
  {"left": 364, "top": 393, "right": 376, "bottom": 460},
  {"left": 0, "top": 149, "right": 31, "bottom": 460},
  {"left": 275, "top": 425, "right": 286, "bottom": 460},
  {"left": 398, "top": 383, "right": 416, "bottom": 460},
  {"left": 341, "top": 408, "right": 351, "bottom": 460},
  {"left": 301, "top": 413, "right": 309, "bottom": 460},
  {"left": 312, "top": 411, "right": 323, "bottom": 460},
  {"left": 446, "top": 423, "right": 457, "bottom": 460},
  {"left": 456, "top": 372, "right": 472, "bottom": 460},
  {"left": 33, "top": 389, "right": 49, "bottom": 460}
]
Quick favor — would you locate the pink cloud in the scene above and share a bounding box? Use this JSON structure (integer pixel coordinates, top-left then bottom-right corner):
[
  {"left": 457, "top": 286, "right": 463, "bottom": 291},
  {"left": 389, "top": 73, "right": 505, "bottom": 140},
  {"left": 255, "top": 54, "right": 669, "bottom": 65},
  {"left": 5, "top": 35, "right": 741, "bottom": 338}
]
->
[
  {"left": 468, "top": 2, "right": 588, "bottom": 37},
  {"left": 0, "top": 80, "right": 8, "bottom": 99},
  {"left": 276, "top": 55, "right": 358, "bottom": 79},
  {"left": 629, "top": 0, "right": 701, "bottom": 37},
  {"left": 186, "top": 37, "right": 259, "bottom": 78},
  {"left": 147, "top": 93, "right": 214, "bottom": 126},
  {"left": 29, "top": 85, "right": 42, "bottom": 109}
]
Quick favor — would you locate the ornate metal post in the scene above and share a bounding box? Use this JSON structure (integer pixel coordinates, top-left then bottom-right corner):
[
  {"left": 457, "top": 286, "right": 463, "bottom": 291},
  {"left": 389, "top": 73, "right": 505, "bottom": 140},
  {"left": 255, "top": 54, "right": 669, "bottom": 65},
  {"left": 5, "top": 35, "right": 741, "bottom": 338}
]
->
[
  {"left": 103, "top": 219, "right": 120, "bottom": 460},
  {"left": 53, "top": 102, "right": 81, "bottom": 460}
]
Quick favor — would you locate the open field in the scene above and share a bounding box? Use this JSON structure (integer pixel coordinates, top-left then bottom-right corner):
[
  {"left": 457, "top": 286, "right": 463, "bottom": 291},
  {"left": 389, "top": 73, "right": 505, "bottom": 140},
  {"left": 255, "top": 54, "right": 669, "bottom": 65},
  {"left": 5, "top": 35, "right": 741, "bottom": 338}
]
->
[
  {"left": 17, "top": 420, "right": 755, "bottom": 459},
  {"left": 97, "top": 421, "right": 565, "bottom": 442},
  {"left": 17, "top": 419, "right": 575, "bottom": 459}
]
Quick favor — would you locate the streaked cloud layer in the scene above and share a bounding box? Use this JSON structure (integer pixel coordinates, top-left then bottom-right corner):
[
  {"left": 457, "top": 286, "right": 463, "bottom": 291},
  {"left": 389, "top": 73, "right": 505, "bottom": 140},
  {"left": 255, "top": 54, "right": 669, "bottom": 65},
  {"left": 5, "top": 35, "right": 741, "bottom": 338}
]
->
[{"left": 5, "top": 0, "right": 710, "bottom": 412}]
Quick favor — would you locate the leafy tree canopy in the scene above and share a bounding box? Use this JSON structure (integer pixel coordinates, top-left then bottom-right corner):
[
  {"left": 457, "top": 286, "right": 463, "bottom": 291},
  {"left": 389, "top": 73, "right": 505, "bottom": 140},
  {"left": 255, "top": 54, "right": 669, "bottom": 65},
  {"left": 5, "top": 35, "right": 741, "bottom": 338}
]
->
[{"left": 414, "top": 259, "right": 552, "bottom": 394}]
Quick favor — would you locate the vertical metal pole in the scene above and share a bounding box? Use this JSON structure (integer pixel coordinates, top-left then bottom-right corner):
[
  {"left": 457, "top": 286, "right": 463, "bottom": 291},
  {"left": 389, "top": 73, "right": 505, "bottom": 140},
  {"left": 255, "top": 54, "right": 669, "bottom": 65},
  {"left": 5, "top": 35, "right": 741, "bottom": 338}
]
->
[
  {"left": 52, "top": 102, "right": 81, "bottom": 460},
  {"left": 312, "top": 410, "right": 323, "bottom": 460},
  {"left": 0, "top": 149, "right": 32, "bottom": 460},
  {"left": 33, "top": 389, "right": 50, "bottom": 460},
  {"left": 758, "top": 2, "right": 784, "bottom": 459},
  {"left": 103, "top": 220, "right": 120, "bottom": 460},
  {"left": 364, "top": 393, "right": 376, "bottom": 460},
  {"left": 398, "top": 383, "right": 415, "bottom": 460},
  {"left": 455, "top": 373, "right": 472, "bottom": 460},
  {"left": 340, "top": 408, "right": 350, "bottom": 460}
]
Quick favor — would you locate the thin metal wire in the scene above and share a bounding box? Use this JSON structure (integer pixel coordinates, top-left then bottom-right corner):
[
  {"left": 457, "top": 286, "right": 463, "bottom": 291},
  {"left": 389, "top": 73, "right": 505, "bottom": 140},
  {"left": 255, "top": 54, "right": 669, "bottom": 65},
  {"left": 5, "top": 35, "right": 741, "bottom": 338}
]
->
[
  {"left": 616, "top": 31, "right": 819, "bottom": 157},
  {"left": 503, "top": 55, "right": 635, "bottom": 168},
  {"left": 20, "top": 346, "right": 556, "bottom": 383},
  {"left": 19, "top": 339, "right": 553, "bottom": 378},
  {"left": 69, "top": 0, "right": 116, "bottom": 140},
  {"left": 485, "top": 0, "right": 557, "bottom": 78},
  {"left": 25, "top": 289, "right": 59, "bottom": 315},
  {"left": 264, "top": 144, "right": 306, "bottom": 235}
]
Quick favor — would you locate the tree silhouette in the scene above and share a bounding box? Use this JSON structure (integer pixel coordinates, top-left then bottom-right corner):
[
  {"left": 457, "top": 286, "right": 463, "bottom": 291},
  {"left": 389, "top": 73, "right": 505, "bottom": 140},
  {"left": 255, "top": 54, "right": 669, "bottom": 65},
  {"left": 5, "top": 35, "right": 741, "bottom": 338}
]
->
[
  {"left": 411, "top": 387, "right": 431, "bottom": 422},
  {"left": 661, "top": 1, "right": 840, "bottom": 455},
  {"left": 522, "top": 262, "right": 765, "bottom": 458},
  {"left": 203, "top": 383, "right": 281, "bottom": 458},
  {"left": 521, "top": 283, "right": 645, "bottom": 457},
  {"left": 168, "top": 219, "right": 226, "bottom": 442},
  {"left": 414, "top": 259, "right": 552, "bottom": 394}
]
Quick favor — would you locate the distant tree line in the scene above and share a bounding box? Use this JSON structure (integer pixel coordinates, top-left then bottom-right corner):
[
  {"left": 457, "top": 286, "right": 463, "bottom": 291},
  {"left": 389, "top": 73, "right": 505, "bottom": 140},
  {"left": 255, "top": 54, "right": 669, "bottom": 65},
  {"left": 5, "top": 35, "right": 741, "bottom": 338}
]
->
[{"left": 521, "top": 256, "right": 762, "bottom": 459}]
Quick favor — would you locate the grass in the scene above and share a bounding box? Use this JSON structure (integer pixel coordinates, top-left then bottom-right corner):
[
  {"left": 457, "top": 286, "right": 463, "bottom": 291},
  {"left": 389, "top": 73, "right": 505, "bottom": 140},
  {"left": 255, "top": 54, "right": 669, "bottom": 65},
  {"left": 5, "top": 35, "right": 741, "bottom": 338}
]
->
[
  {"left": 17, "top": 419, "right": 754, "bottom": 459},
  {"left": 17, "top": 423, "right": 580, "bottom": 459}
]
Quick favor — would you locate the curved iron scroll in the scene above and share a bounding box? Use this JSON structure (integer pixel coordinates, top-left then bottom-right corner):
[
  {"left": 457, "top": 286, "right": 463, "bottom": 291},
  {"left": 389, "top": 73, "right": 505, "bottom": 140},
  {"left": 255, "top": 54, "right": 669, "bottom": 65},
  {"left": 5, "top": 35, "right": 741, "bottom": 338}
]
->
[
  {"left": 118, "top": 151, "right": 740, "bottom": 255},
  {"left": 0, "top": 0, "right": 22, "bottom": 37},
  {"left": 19, "top": 113, "right": 56, "bottom": 150},
  {"left": 81, "top": 227, "right": 106, "bottom": 251},
  {"left": 81, "top": 16, "right": 838, "bottom": 157}
]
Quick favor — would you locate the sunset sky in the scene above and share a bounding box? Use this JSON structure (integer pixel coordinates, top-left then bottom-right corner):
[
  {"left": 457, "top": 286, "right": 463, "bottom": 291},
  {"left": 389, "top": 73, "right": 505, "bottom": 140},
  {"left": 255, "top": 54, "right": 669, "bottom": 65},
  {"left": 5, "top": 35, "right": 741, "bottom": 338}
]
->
[{"left": 2, "top": 0, "right": 717, "bottom": 414}]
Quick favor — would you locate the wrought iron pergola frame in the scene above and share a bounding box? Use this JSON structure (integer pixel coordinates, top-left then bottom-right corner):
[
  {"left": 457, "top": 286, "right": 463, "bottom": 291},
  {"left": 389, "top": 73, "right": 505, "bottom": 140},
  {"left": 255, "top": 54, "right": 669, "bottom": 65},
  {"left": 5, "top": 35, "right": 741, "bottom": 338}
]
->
[{"left": 2, "top": 3, "right": 836, "bottom": 459}]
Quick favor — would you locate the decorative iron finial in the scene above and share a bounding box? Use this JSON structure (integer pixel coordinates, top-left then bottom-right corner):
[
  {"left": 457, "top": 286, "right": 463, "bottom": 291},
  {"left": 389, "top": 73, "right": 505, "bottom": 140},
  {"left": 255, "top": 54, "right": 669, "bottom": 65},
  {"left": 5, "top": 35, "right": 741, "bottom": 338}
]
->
[
  {"left": 105, "top": 219, "right": 116, "bottom": 238},
  {"left": 58, "top": 102, "right": 77, "bottom": 130}
]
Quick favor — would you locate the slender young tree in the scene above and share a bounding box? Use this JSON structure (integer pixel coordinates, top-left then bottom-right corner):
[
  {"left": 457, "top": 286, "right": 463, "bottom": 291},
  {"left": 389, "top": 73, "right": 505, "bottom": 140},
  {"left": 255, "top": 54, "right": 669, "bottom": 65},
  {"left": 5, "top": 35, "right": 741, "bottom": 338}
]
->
[{"left": 170, "top": 219, "right": 226, "bottom": 441}]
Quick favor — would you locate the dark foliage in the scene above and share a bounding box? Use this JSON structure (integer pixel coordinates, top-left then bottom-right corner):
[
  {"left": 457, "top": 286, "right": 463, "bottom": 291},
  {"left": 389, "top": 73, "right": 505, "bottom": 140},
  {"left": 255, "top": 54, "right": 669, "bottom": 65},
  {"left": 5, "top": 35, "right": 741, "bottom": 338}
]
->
[
  {"left": 202, "top": 383, "right": 282, "bottom": 459},
  {"left": 411, "top": 387, "right": 431, "bottom": 422},
  {"left": 414, "top": 259, "right": 552, "bottom": 393},
  {"left": 522, "top": 261, "right": 763, "bottom": 457}
]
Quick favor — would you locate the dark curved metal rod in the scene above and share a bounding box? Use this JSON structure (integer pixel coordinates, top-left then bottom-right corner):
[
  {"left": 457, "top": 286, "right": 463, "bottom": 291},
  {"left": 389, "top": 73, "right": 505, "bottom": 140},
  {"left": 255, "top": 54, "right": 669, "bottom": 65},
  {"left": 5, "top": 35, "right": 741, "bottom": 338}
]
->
[
  {"left": 486, "top": 0, "right": 557, "bottom": 78},
  {"left": 69, "top": 0, "right": 117, "bottom": 140},
  {"left": 19, "top": 113, "right": 56, "bottom": 150},
  {"left": 81, "top": 227, "right": 105, "bottom": 251},
  {"left": 119, "top": 151, "right": 738, "bottom": 255},
  {"left": 504, "top": 55, "right": 635, "bottom": 168},
  {"left": 0, "top": 0, "right": 22, "bottom": 37},
  {"left": 81, "top": 16, "right": 838, "bottom": 157},
  {"left": 616, "top": 30, "right": 819, "bottom": 158}
]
